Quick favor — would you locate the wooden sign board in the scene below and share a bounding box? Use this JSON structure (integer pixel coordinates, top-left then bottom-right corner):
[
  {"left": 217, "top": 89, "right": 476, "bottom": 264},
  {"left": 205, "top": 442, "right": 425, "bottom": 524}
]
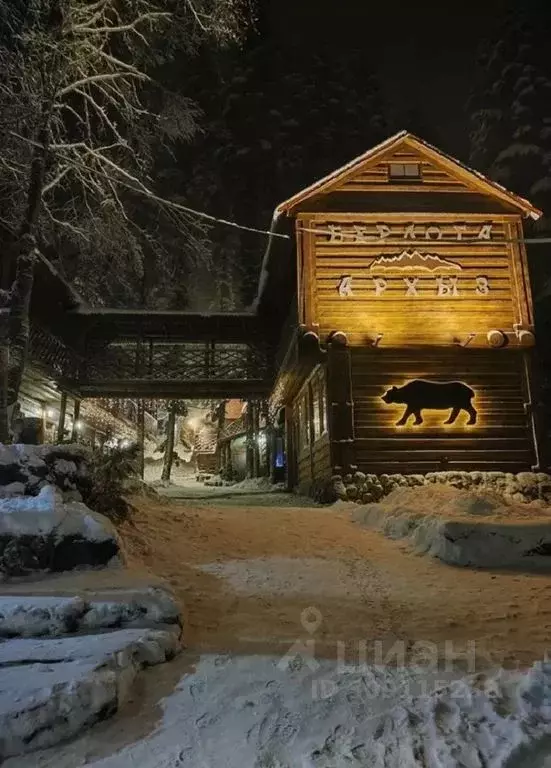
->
[{"left": 298, "top": 213, "right": 532, "bottom": 346}]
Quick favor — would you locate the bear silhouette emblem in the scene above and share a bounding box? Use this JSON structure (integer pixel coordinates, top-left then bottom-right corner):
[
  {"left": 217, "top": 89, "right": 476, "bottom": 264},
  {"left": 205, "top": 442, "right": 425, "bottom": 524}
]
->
[{"left": 381, "top": 380, "right": 477, "bottom": 426}]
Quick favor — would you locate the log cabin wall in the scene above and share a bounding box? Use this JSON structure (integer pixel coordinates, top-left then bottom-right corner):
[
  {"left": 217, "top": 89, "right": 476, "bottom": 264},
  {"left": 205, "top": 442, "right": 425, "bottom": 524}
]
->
[
  {"left": 275, "top": 133, "right": 543, "bottom": 478},
  {"left": 300, "top": 214, "right": 533, "bottom": 346},
  {"left": 351, "top": 348, "right": 535, "bottom": 474},
  {"left": 291, "top": 365, "right": 331, "bottom": 486}
]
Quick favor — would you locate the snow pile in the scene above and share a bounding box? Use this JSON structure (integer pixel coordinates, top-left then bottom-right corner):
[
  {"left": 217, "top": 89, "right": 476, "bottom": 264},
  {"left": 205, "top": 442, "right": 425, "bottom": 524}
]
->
[
  {"left": 203, "top": 475, "right": 285, "bottom": 491},
  {"left": 229, "top": 476, "right": 285, "bottom": 492},
  {"left": 13, "top": 654, "right": 551, "bottom": 768},
  {"left": 0, "top": 587, "right": 181, "bottom": 637},
  {"left": 0, "top": 627, "right": 180, "bottom": 761},
  {"left": 0, "top": 443, "right": 90, "bottom": 501},
  {"left": 353, "top": 485, "right": 551, "bottom": 568},
  {"left": 0, "top": 485, "right": 121, "bottom": 578}
]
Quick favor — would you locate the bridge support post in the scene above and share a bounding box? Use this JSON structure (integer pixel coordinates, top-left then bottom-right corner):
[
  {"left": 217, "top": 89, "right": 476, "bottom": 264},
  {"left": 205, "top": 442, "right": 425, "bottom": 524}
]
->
[
  {"left": 137, "top": 399, "right": 145, "bottom": 478},
  {"left": 246, "top": 401, "right": 254, "bottom": 478},
  {"left": 57, "top": 392, "right": 67, "bottom": 443},
  {"left": 71, "top": 398, "right": 81, "bottom": 442},
  {"left": 263, "top": 401, "right": 273, "bottom": 479},
  {"left": 252, "top": 400, "right": 260, "bottom": 478},
  {"left": 224, "top": 441, "right": 233, "bottom": 478}
]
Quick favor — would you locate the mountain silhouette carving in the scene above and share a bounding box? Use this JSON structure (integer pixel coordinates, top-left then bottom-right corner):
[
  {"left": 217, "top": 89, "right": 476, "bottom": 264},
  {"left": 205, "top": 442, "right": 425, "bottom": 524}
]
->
[{"left": 368, "top": 250, "right": 462, "bottom": 272}]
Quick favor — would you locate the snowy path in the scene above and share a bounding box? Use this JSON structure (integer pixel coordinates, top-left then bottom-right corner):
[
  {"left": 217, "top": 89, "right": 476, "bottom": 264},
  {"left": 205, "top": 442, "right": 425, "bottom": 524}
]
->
[
  {"left": 7, "top": 492, "right": 551, "bottom": 766},
  {"left": 8, "top": 652, "right": 551, "bottom": 768}
]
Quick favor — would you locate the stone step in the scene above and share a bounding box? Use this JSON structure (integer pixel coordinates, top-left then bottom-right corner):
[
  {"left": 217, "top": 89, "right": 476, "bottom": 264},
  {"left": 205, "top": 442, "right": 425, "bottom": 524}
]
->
[
  {"left": 0, "top": 627, "right": 180, "bottom": 760},
  {"left": 0, "top": 587, "right": 182, "bottom": 638}
]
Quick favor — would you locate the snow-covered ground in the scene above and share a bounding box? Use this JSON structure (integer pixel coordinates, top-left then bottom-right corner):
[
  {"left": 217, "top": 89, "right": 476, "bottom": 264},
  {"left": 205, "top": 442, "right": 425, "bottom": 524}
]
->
[
  {"left": 7, "top": 652, "right": 551, "bottom": 768},
  {"left": 0, "top": 627, "right": 180, "bottom": 761},
  {"left": 353, "top": 485, "right": 551, "bottom": 569}
]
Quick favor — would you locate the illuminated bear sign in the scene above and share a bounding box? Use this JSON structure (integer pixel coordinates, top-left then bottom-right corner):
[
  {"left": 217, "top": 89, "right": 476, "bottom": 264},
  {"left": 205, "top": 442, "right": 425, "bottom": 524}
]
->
[{"left": 381, "top": 380, "right": 478, "bottom": 426}]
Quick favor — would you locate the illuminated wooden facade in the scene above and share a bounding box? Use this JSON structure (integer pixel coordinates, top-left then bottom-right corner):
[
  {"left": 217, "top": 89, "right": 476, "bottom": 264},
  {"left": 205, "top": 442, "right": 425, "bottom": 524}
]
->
[{"left": 268, "top": 132, "right": 544, "bottom": 482}]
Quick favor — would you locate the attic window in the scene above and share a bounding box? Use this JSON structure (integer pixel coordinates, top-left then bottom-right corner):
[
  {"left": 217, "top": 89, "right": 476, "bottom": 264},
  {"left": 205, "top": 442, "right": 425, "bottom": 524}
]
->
[{"left": 389, "top": 162, "right": 421, "bottom": 180}]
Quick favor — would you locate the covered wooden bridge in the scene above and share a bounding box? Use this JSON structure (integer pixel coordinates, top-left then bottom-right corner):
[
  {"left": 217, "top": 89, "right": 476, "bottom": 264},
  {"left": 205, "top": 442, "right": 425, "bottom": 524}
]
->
[{"left": 29, "top": 258, "right": 276, "bottom": 403}]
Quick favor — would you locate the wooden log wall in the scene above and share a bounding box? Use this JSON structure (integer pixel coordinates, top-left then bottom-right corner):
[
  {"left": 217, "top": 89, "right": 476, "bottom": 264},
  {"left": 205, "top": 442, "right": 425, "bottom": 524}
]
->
[
  {"left": 338, "top": 147, "right": 473, "bottom": 194},
  {"left": 291, "top": 365, "right": 331, "bottom": 486},
  {"left": 299, "top": 213, "right": 533, "bottom": 347},
  {"left": 351, "top": 348, "right": 536, "bottom": 474}
]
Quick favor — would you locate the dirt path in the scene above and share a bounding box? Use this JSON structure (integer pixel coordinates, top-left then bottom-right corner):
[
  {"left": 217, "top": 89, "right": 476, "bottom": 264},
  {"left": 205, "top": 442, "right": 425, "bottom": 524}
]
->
[{"left": 121, "top": 494, "right": 551, "bottom": 669}]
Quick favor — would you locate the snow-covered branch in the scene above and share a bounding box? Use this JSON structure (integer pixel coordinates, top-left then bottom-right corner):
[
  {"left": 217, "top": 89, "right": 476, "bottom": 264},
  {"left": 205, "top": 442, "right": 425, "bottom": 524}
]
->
[{"left": 57, "top": 71, "right": 149, "bottom": 99}]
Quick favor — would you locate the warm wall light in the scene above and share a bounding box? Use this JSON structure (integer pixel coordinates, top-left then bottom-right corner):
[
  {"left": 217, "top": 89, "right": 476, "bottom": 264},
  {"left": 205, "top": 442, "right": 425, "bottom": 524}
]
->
[
  {"left": 75, "top": 420, "right": 83, "bottom": 431},
  {"left": 381, "top": 379, "right": 478, "bottom": 427}
]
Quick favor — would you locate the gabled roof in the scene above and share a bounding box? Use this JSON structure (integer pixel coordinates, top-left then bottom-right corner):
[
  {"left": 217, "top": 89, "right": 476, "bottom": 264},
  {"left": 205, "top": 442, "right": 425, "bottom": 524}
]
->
[
  {"left": 194, "top": 424, "right": 218, "bottom": 455},
  {"left": 275, "top": 131, "right": 543, "bottom": 220},
  {"left": 218, "top": 414, "right": 246, "bottom": 443}
]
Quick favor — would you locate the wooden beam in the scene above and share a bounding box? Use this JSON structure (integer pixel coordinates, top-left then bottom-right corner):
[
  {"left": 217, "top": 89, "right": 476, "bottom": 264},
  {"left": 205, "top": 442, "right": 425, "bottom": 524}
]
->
[
  {"left": 62, "top": 379, "right": 273, "bottom": 399},
  {"left": 71, "top": 398, "right": 81, "bottom": 442},
  {"left": 137, "top": 399, "right": 145, "bottom": 479},
  {"left": 65, "top": 310, "right": 269, "bottom": 344},
  {"left": 57, "top": 392, "right": 67, "bottom": 443},
  {"left": 246, "top": 401, "right": 254, "bottom": 478}
]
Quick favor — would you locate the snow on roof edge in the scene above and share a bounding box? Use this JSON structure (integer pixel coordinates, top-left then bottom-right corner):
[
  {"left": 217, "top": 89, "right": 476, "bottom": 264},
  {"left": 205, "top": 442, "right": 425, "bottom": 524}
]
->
[
  {"left": 274, "top": 130, "right": 408, "bottom": 215},
  {"left": 249, "top": 210, "right": 283, "bottom": 312},
  {"left": 274, "top": 130, "right": 542, "bottom": 219}
]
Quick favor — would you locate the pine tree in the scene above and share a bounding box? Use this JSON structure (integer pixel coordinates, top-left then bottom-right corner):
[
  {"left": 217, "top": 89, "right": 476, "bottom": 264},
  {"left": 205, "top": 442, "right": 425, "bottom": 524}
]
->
[
  {"left": 179, "top": 41, "right": 388, "bottom": 308},
  {"left": 469, "top": 4, "right": 551, "bottom": 225},
  {"left": 468, "top": 3, "right": 551, "bottom": 298}
]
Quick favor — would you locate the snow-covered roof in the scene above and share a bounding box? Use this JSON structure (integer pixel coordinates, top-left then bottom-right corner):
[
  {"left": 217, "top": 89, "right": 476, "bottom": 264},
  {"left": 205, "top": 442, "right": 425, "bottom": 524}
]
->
[
  {"left": 274, "top": 130, "right": 543, "bottom": 220},
  {"left": 193, "top": 424, "right": 218, "bottom": 455},
  {"left": 225, "top": 399, "right": 245, "bottom": 421},
  {"left": 218, "top": 415, "right": 246, "bottom": 443}
]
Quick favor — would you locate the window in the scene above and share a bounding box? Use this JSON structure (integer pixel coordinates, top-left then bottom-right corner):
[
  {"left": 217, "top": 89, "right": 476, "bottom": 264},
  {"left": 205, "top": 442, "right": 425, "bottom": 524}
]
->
[
  {"left": 312, "top": 384, "right": 320, "bottom": 440},
  {"left": 389, "top": 162, "right": 421, "bottom": 180},
  {"left": 319, "top": 375, "right": 327, "bottom": 435},
  {"left": 298, "top": 394, "right": 310, "bottom": 452}
]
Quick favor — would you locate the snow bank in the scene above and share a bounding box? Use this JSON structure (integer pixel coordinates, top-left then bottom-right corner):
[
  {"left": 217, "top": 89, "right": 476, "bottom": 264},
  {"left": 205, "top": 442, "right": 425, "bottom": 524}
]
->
[
  {"left": 0, "top": 443, "right": 90, "bottom": 500},
  {"left": 353, "top": 485, "right": 551, "bottom": 568},
  {"left": 0, "top": 485, "right": 120, "bottom": 577},
  {"left": 229, "top": 476, "right": 285, "bottom": 492},
  {"left": 11, "top": 654, "right": 551, "bottom": 768},
  {"left": 0, "top": 627, "right": 180, "bottom": 760},
  {"left": 0, "top": 587, "right": 181, "bottom": 637}
]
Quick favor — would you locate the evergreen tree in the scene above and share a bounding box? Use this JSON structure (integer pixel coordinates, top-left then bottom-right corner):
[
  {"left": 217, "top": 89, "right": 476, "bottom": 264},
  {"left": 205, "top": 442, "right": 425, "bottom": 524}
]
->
[
  {"left": 468, "top": 3, "right": 551, "bottom": 297},
  {"left": 469, "top": 4, "right": 551, "bottom": 226},
  {"left": 180, "top": 41, "right": 388, "bottom": 307}
]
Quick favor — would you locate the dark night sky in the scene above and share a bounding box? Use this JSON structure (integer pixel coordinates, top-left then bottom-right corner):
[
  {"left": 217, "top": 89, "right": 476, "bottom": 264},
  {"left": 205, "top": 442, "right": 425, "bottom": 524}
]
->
[{"left": 263, "top": 0, "right": 515, "bottom": 157}]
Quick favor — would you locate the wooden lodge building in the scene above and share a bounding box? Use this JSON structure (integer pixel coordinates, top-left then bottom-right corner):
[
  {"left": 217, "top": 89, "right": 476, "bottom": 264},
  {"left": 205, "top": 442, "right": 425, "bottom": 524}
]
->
[
  {"left": 256, "top": 131, "right": 545, "bottom": 487},
  {"left": 12, "top": 130, "right": 547, "bottom": 487}
]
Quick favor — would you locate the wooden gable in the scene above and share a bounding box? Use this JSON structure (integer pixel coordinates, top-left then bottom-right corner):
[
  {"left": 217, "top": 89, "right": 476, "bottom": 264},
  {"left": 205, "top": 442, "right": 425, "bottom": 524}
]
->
[
  {"left": 336, "top": 143, "right": 472, "bottom": 193},
  {"left": 276, "top": 132, "right": 542, "bottom": 219}
]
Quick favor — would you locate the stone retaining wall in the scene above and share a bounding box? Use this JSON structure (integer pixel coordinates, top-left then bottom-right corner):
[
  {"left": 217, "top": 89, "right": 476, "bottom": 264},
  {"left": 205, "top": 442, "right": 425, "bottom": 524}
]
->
[{"left": 306, "top": 470, "right": 551, "bottom": 506}]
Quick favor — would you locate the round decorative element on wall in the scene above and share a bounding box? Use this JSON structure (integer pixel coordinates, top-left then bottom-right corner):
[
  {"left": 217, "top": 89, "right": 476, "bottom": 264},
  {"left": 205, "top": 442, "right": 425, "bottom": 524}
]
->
[{"left": 487, "top": 329, "right": 507, "bottom": 348}]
